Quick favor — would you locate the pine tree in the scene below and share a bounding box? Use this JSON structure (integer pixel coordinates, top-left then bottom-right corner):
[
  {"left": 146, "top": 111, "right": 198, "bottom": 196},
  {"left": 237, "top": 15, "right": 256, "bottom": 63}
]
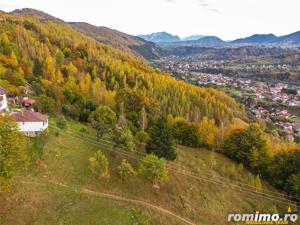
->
[{"left": 146, "top": 116, "right": 176, "bottom": 160}]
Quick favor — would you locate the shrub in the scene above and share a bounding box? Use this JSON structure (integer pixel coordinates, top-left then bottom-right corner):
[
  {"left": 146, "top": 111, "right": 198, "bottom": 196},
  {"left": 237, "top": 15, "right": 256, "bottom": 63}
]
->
[
  {"left": 207, "top": 153, "right": 217, "bottom": 169},
  {"left": 89, "top": 150, "right": 109, "bottom": 179},
  {"left": 56, "top": 116, "right": 67, "bottom": 129},
  {"left": 118, "top": 159, "right": 137, "bottom": 182},
  {"left": 139, "top": 154, "right": 169, "bottom": 184}
]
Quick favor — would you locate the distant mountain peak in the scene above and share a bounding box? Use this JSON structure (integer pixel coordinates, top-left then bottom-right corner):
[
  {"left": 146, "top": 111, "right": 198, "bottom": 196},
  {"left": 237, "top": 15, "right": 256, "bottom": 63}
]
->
[
  {"left": 182, "top": 35, "right": 207, "bottom": 41},
  {"left": 231, "top": 33, "right": 278, "bottom": 44},
  {"left": 138, "top": 32, "right": 181, "bottom": 43}
]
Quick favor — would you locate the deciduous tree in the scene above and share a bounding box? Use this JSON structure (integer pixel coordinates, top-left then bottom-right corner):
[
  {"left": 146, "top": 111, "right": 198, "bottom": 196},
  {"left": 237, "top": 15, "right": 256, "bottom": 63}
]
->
[
  {"left": 89, "top": 105, "right": 117, "bottom": 141},
  {"left": 0, "top": 115, "right": 26, "bottom": 191}
]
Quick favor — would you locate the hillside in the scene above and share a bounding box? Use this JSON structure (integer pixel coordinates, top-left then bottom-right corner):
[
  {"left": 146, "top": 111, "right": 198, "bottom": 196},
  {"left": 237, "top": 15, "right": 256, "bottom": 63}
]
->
[
  {"left": 232, "top": 34, "right": 278, "bottom": 44},
  {"left": 69, "top": 22, "right": 161, "bottom": 60},
  {"left": 231, "top": 32, "right": 300, "bottom": 46},
  {"left": 161, "top": 45, "right": 297, "bottom": 59},
  {"left": 10, "top": 8, "right": 161, "bottom": 60},
  {"left": 0, "top": 9, "right": 299, "bottom": 225},
  {"left": 0, "top": 12, "right": 242, "bottom": 124},
  {"left": 11, "top": 8, "right": 65, "bottom": 24},
  {"left": 277, "top": 31, "right": 300, "bottom": 45},
  {"left": 0, "top": 119, "right": 293, "bottom": 225}
]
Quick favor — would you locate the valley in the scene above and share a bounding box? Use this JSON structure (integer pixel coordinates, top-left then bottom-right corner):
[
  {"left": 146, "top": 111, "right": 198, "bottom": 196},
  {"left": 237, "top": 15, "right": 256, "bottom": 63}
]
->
[
  {"left": 0, "top": 6, "right": 300, "bottom": 225},
  {"left": 152, "top": 55, "right": 300, "bottom": 143}
]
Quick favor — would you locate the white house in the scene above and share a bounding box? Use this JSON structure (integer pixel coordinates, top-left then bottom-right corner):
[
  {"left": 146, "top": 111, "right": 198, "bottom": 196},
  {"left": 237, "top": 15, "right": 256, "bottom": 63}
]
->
[
  {"left": 11, "top": 109, "right": 48, "bottom": 137},
  {"left": 0, "top": 86, "right": 9, "bottom": 113}
]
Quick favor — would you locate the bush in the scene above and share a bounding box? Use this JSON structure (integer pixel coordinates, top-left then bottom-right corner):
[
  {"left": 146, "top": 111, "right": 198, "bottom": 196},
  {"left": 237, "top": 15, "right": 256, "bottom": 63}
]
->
[
  {"left": 139, "top": 154, "right": 169, "bottom": 184},
  {"left": 249, "top": 174, "right": 262, "bottom": 191},
  {"left": 88, "top": 150, "right": 109, "bottom": 179},
  {"left": 56, "top": 116, "right": 67, "bottom": 129},
  {"left": 118, "top": 159, "right": 137, "bottom": 182},
  {"left": 207, "top": 153, "right": 217, "bottom": 169},
  {"left": 80, "top": 127, "right": 87, "bottom": 133}
]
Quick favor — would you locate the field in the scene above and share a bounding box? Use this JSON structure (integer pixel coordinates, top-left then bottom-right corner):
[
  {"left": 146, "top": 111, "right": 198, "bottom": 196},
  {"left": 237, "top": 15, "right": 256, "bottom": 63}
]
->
[{"left": 0, "top": 119, "right": 295, "bottom": 225}]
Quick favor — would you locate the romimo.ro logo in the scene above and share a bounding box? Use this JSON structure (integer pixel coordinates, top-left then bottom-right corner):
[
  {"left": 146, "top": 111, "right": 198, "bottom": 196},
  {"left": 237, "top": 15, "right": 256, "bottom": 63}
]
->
[{"left": 228, "top": 211, "right": 298, "bottom": 224}]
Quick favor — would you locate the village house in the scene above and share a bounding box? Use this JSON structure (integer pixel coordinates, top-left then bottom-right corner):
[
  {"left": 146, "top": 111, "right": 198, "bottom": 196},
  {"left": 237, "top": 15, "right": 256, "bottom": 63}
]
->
[
  {"left": 11, "top": 109, "right": 49, "bottom": 137},
  {"left": 0, "top": 86, "right": 48, "bottom": 136},
  {"left": 0, "top": 86, "right": 9, "bottom": 113}
]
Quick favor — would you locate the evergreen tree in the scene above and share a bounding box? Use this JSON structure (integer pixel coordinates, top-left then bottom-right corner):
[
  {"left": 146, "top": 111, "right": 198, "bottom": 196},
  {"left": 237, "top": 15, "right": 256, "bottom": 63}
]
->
[{"left": 146, "top": 116, "right": 176, "bottom": 160}]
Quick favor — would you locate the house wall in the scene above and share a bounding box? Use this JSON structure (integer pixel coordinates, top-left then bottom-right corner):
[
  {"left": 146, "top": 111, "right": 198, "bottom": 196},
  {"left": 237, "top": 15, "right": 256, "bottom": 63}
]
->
[
  {"left": 17, "top": 120, "right": 48, "bottom": 133},
  {"left": 0, "top": 94, "right": 8, "bottom": 111}
]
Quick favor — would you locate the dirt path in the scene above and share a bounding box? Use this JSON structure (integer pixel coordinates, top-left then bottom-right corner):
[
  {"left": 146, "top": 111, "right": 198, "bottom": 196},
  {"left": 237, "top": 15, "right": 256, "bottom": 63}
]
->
[{"left": 20, "top": 179, "right": 196, "bottom": 225}]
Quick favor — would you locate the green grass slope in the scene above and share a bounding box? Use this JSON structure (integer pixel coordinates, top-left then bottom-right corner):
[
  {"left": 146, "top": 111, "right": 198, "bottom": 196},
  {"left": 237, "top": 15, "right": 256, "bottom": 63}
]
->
[{"left": 0, "top": 119, "right": 295, "bottom": 225}]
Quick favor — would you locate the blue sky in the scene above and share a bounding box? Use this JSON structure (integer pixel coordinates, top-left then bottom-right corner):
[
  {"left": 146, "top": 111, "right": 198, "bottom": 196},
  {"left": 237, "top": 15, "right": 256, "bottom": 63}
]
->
[{"left": 1, "top": 0, "right": 300, "bottom": 40}]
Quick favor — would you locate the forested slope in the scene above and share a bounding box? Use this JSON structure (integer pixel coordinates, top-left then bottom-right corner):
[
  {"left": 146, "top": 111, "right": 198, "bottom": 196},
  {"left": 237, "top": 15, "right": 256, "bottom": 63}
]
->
[{"left": 0, "top": 12, "right": 243, "bottom": 124}]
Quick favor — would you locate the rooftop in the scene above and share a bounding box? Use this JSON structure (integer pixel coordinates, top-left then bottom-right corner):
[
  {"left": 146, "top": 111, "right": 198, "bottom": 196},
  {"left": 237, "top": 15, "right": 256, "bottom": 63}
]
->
[{"left": 11, "top": 109, "right": 48, "bottom": 122}]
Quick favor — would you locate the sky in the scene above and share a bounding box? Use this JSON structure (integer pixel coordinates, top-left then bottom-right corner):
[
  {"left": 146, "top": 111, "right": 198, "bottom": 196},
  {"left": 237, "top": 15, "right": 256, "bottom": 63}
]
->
[{"left": 1, "top": 0, "right": 300, "bottom": 40}]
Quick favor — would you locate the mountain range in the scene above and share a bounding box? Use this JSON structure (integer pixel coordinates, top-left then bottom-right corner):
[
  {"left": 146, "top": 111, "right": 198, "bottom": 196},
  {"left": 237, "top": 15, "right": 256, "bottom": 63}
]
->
[{"left": 138, "top": 31, "right": 300, "bottom": 46}]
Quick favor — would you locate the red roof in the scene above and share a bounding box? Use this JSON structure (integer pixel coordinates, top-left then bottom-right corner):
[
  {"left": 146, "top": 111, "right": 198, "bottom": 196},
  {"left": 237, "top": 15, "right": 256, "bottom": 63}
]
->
[
  {"left": 11, "top": 109, "right": 48, "bottom": 122},
  {"left": 0, "top": 86, "right": 7, "bottom": 95},
  {"left": 22, "top": 98, "right": 36, "bottom": 105}
]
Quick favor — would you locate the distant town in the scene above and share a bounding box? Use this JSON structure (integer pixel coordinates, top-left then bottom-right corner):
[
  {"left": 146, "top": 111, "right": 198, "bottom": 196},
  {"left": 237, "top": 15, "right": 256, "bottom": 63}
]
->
[{"left": 153, "top": 56, "right": 300, "bottom": 142}]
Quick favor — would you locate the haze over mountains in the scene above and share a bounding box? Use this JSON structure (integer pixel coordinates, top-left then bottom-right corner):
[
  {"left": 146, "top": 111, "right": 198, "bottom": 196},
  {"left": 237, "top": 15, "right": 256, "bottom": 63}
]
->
[{"left": 138, "top": 31, "right": 300, "bottom": 46}]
